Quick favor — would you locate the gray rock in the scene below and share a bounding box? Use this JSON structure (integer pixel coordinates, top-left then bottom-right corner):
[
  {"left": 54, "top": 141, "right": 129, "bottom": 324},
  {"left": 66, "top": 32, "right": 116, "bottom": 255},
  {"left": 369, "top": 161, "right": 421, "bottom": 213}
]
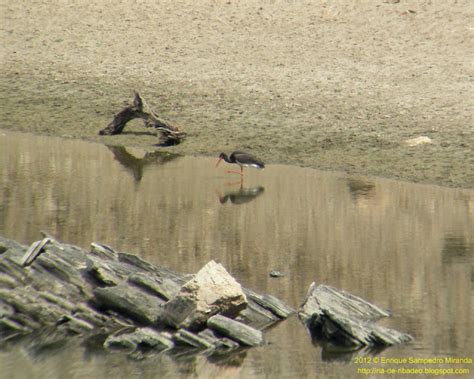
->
[
  {"left": 85, "top": 259, "right": 122, "bottom": 286},
  {"left": 174, "top": 329, "right": 215, "bottom": 349},
  {"left": 90, "top": 242, "right": 119, "bottom": 261},
  {"left": 94, "top": 283, "right": 165, "bottom": 325},
  {"left": 57, "top": 314, "right": 94, "bottom": 334},
  {"left": 269, "top": 270, "right": 285, "bottom": 278},
  {"left": 207, "top": 314, "right": 264, "bottom": 347},
  {"left": 128, "top": 272, "right": 181, "bottom": 300},
  {"left": 244, "top": 289, "right": 295, "bottom": 319},
  {"left": 20, "top": 238, "right": 53, "bottom": 267},
  {"left": 298, "top": 282, "right": 413, "bottom": 347},
  {"left": 0, "top": 299, "right": 14, "bottom": 318}
]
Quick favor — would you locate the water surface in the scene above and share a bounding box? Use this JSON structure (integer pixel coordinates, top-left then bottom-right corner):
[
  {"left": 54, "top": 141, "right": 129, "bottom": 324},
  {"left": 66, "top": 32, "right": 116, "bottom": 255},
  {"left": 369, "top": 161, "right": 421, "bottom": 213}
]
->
[{"left": 0, "top": 131, "right": 472, "bottom": 378}]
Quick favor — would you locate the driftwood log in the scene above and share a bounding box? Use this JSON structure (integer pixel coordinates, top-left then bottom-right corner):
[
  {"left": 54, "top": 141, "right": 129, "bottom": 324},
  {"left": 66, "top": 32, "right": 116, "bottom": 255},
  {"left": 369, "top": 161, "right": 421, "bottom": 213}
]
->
[
  {"left": 298, "top": 282, "right": 413, "bottom": 351},
  {"left": 99, "top": 92, "right": 186, "bottom": 146},
  {"left": 0, "top": 235, "right": 293, "bottom": 360}
]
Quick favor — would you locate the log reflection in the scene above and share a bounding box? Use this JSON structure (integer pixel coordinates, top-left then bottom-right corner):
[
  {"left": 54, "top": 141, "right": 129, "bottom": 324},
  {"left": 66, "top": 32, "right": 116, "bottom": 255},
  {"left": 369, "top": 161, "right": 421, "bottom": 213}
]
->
[
  {"left": 346, "top": 177, "right": 376, "bottom": 201},
  {"left": 107, "top": 145, "right": 181, "bottom": 182}
]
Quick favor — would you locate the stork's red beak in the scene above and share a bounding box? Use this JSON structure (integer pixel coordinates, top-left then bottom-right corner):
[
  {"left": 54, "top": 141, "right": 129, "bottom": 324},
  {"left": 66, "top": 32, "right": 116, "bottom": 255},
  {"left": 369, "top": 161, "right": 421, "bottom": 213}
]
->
[{"left": 215, "top": 157, "right": 223, "bottom": 168}]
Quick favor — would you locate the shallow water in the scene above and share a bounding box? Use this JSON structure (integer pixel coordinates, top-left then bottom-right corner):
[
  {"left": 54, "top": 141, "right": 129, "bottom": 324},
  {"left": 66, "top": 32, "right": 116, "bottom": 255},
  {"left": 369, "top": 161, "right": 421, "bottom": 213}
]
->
[{"left": 0, "top": 131, "right": 473, "bottom": 378}]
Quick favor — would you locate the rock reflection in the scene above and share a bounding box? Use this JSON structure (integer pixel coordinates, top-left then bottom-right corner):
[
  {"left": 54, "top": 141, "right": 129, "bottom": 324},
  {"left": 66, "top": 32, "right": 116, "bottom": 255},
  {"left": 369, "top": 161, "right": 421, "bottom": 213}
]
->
[
  {"left": 206, "top": 349, "right": 247, "bottom": 366},
  {"left": 1, "top": 328, "right": 249, "bottom": 377},
  {"left": 217, "top": 185, "right": 265, "bottom": 205},
  {"left": 107, "top": 145, "right": 181, "bottom": 182},
  {"left": 316, "top": 340, "right": 386, "bottom": 363}
]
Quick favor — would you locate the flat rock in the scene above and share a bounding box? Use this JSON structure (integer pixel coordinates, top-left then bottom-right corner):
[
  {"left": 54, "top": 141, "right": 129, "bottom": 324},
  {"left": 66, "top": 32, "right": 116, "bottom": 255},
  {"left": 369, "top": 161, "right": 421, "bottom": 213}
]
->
[
  {"left": 94, "top": 282, "right": 165, "bottom": 325},
  {"left": 244, "top": 289, "right": 295, "bottom": 319},
  {"left": 207, "top": 314, "right": 264, "bottom": 347},
  {"left": 174, "top": 329, "right": 215, "bottom": 349},
  {"left": 128, "top": 272, "right": 181, "bottom": 300}
]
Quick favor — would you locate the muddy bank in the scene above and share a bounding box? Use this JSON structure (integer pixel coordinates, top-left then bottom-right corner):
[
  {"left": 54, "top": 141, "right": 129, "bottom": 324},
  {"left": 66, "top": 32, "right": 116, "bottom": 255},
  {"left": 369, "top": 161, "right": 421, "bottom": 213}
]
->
[{"left": 0, "top": 1, "right": 472, "bottom": 188}]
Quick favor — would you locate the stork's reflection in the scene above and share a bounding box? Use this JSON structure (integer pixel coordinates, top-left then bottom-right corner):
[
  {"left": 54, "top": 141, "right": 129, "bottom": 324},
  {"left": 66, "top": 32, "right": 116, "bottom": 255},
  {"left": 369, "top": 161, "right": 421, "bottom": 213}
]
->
[{"left": 216, "top": 184, "right": 265, "bottom": 205}]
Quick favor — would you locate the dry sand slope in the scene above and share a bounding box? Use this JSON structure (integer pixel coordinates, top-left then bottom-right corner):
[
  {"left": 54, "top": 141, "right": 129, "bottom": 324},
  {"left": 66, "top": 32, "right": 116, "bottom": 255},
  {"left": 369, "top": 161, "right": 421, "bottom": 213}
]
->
[{"left": 1, "top": 0, "right": 473, "bottom": 187}]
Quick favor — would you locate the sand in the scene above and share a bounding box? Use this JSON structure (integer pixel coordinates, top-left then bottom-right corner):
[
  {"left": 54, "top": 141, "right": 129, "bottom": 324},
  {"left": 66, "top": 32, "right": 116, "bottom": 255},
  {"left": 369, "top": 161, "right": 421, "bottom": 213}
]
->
[{"left": 1, "top": 0, "right": 473, "bottom": 187}]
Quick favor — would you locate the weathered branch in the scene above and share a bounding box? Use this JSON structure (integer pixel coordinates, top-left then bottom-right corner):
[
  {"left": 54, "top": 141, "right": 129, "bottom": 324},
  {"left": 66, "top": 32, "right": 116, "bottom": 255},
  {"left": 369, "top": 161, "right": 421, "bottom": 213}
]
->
[{"left": 99, "top": 92, "right": 186, "bottom": 146}]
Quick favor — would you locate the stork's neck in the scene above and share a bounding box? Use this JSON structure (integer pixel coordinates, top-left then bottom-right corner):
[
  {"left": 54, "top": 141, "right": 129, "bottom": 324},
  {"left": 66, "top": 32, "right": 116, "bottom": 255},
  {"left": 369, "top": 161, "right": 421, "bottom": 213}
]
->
[{"left": 221, "top": 154, "right": 231, "bottom": 163}]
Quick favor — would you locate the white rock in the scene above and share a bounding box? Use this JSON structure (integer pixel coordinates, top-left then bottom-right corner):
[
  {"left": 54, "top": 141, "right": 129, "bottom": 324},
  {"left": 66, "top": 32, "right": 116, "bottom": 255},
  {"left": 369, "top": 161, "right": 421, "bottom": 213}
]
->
[
  {"left": 161, "top": 260, "right": 247, "bottom": 329},
  {"left": 403, "top": 136, "right": 432, "bottom": 147}
]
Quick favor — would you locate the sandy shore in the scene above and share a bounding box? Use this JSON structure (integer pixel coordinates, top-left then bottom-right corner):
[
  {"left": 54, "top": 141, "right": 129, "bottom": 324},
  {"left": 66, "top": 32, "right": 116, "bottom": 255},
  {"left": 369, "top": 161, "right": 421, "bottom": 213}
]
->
[{"left": 1, "top": 0, "right": 472, "bottom": 187}]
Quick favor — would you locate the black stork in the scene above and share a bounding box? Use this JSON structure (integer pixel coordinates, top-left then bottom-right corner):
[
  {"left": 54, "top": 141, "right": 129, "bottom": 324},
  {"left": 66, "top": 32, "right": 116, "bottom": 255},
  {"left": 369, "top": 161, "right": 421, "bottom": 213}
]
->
[{"left": 215, "top": 151, "right": 265, "bottom": 176}]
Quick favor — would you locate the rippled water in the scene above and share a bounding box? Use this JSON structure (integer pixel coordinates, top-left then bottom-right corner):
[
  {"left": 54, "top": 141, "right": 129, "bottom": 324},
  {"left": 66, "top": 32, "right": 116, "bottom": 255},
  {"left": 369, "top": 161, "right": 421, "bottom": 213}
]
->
[{"left": 0, "top": 131, "right": 472, "bottom": 378}]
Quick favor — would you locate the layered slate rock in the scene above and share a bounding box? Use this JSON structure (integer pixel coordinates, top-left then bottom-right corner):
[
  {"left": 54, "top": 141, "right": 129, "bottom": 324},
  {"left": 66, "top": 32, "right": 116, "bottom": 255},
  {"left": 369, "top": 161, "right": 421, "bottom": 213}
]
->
[
  {"left": 298, "top": 282, "right": 413, "bottom": 348},
  {"left": 0, "top": 236, "right": 294, "bottom": 359}
]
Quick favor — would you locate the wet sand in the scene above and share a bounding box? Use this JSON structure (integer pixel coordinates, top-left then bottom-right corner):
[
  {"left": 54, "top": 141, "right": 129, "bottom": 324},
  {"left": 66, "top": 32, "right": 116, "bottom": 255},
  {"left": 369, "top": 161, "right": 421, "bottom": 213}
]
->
[{"left": 1, "top": 0, "right": 472, "bottom": 188}]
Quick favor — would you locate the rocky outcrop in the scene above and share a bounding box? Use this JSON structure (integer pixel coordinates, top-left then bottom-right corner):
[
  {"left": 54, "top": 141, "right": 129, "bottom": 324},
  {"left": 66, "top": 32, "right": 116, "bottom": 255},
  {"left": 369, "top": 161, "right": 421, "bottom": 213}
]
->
[
  {"left": 298, "top": 282, "right": 413, "bottom": 348},
  {"left": 0, "top": 236, "right": 294, "bottom": 358}
]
